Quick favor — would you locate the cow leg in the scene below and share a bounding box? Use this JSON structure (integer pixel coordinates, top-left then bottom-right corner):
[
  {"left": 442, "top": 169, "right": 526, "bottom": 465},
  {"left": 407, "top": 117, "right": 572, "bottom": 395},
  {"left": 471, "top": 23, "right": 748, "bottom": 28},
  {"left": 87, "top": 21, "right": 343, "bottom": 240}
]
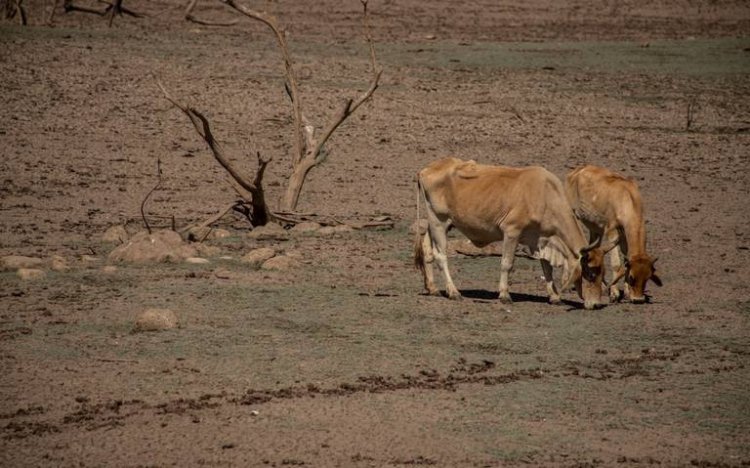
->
[
  {"left": 606, "top": 228, "right": 624, "bottom": 302},
  {"left": 419, "top": 232, "right": 440, "bottom": 296},
  {"left": 426, "top": 212, "right": 461, "bottom": 300},
  {"left": 498, "top": 233, "right": 520, "bottom": 304},
  {"left": 540, "top": 259, "right": 561, "bottom": 304}
]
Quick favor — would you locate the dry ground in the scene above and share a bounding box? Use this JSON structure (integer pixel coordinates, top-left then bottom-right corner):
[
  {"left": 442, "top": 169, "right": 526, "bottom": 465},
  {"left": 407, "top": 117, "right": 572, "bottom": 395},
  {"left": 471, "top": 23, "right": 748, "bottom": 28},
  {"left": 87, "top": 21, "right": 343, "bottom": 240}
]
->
[{"left": 1, "top": 0, "right": 750, "bottom": 466}]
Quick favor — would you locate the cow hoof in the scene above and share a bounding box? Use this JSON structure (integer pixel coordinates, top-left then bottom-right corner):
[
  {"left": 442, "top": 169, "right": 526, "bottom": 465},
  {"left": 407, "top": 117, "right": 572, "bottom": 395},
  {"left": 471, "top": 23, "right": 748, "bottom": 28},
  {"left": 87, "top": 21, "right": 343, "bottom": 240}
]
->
[
  {"left": 447, "top": 292, "right": 463, "bottom": 301},
  {"left": 609, "top": 290, "right": 622, "bottom": 303},
  {"left": 426, "top": 288, "right": 441, "bottom": 297},
  {"left": 499, "top": 295, "right": 513, "bottom": 304},
  {"left": 548, "top": 296, "right": 561, "bottom": 305}
]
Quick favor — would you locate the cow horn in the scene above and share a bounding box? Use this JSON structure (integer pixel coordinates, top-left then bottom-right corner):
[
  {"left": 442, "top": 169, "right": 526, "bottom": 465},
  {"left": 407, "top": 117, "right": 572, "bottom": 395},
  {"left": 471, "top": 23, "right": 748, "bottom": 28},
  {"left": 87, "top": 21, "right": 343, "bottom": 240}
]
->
[{"left": 579, "top": 233, "right": 602, "bottom": 255}]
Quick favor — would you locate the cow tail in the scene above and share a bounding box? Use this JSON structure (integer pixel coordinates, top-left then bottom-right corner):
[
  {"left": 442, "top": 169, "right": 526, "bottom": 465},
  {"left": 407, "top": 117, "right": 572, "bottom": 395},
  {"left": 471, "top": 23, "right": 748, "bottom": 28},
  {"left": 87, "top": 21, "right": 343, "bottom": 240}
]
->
[{"left": 414, "top": 230, "right": 426, "bottom": 274}]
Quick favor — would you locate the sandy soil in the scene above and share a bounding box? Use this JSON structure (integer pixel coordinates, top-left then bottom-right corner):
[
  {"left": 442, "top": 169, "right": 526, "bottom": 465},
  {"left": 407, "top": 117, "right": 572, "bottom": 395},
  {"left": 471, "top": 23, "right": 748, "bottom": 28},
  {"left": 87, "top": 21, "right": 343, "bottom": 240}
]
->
[{"left": 1, "top": 0, "right": 749, "bottom": 466}]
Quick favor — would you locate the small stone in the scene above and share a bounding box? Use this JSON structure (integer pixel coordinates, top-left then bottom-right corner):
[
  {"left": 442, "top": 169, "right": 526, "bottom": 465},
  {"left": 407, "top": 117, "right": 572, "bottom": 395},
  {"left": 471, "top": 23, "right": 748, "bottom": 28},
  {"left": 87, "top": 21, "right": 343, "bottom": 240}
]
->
[
  {"left": 101, "top": 265, "right": 118, "bottom": 274},
  {"left": 17, "top": 268, "right": 45, "bottom": 280},
  {"left": 185, "top": 257, "right": 210, "bottom": 264},
  {"left": 1, "top": 255, "right": 43, "bottom": 271},
  {"left": 317, "top": 226, "right": 337, "bottom": 236},
  {"left": 133, "top": 308, "right": 178, "bottom": 332},
  {"left": 195, "top": 244, "right": 221, "bottom": 258},
  {"left": 261, "top": 255, "right": 295, "bottom": 271},
  {"left": 241, "top": 248, "right": 276, "bottom": 267},
  {"left": 333, "top": 225, "right": 354, "bottom": 234},
  {"left": 186, "top": 226, "right": 211, "bottom": 242},
  {"left": 247, "top": 223, "right": 288, "bottom": 241},
  {"left": 81, "top": 255, "right": 99, "bottom": 263},
  {"left": 49, "top": 255, "right": 68, "bottom": 272},
  {"left": 213, "top": 268, "right": 233, "bottom": 280},
  {"left": 290, "top": 222, "right": 321, "bottom": 233}
]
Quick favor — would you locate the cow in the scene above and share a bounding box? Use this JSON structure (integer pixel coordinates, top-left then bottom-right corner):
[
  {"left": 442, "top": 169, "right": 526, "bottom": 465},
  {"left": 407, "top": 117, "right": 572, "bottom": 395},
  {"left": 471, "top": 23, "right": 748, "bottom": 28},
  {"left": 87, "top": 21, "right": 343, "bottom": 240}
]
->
[
  {"left": 414, "top": 157, "right": 605, "bottom": 310},
  {"left": 565, "top": 165, "right": 662, "bottom": 303}
]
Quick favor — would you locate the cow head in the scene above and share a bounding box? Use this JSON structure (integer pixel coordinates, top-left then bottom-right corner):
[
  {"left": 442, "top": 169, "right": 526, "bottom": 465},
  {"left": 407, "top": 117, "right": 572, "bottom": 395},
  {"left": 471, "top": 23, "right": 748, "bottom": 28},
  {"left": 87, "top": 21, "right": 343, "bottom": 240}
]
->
[
  {"left": 623, "top": 254, "right": 662, "bottom": 303},
  {"left": 575, "top": 245, "right": 605, "bottom": 310}
]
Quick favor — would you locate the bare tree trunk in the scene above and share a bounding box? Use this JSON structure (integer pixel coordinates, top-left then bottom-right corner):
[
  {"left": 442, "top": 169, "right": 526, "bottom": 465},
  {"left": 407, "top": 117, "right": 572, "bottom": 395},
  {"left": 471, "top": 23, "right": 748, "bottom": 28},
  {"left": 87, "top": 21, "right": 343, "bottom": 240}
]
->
[{"left": 221, "top": 0, "right": 382, "bottom": 212}]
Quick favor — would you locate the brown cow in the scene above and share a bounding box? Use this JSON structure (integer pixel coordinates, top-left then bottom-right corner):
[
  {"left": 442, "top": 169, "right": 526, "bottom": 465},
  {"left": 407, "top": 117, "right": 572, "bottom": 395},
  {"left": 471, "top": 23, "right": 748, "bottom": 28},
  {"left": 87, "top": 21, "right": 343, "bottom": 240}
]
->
[
  {"left": 415, "top": 157, "right": 604, "bottom": 310},
  {"left": 565, "top": 165, "right": 662, "bottom": 303}
]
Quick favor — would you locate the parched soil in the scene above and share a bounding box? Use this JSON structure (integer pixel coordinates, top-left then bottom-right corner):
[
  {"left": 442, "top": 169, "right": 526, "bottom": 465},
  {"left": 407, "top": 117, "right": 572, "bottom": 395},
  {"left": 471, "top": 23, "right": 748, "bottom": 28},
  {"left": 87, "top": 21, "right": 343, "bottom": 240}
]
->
[{"left": 1, "top": 0, "right": 749, "bottom": 466}]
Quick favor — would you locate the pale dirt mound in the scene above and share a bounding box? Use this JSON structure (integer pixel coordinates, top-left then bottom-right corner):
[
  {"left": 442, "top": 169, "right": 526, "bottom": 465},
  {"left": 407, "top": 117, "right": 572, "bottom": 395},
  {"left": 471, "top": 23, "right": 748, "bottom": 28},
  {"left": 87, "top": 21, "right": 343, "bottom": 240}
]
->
[
  {"left": 108, "top": 230, "right": 197, "bottom": 264},
  {"left": 132, "top": 308, "right": 179, "bottom": 332}
]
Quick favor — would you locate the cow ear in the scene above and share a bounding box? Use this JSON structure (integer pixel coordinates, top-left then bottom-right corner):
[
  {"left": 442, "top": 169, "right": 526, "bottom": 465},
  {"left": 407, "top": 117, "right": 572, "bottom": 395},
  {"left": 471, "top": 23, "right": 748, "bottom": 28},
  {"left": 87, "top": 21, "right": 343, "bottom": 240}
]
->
[{"left": 651, "top": 273, "right": 663, "bottom": 287}]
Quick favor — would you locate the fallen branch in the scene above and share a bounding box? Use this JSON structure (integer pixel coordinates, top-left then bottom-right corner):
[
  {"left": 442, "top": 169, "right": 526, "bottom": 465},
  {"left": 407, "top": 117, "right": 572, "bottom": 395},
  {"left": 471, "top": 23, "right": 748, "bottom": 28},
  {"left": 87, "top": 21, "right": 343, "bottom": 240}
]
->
[
  {"left": 184, "top": 0, "right": 237, "bottom": 26},
  {"left": 62, "top": 0, "right": 143, "bottom": 25}
]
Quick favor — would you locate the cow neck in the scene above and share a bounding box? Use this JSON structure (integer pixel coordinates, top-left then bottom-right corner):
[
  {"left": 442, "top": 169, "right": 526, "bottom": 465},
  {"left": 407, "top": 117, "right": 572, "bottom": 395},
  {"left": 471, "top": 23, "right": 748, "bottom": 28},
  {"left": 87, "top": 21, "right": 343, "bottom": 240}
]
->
[{"left": 619, "top": 207, "right": 648, "bottom": 260}]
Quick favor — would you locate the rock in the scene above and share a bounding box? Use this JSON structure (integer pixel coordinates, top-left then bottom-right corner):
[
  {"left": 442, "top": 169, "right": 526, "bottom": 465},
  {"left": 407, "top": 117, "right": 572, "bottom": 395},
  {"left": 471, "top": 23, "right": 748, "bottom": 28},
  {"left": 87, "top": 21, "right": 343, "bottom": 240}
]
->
[
  {"left": 241, "top": 247, "right": 276, "bottom": 268},
  {"left": 133, "top": 308, "right": 178, "bottom": 332},
  {"left": 101, "top": 265, "right": 118, "bottom": 274},
  {"left": 108, "top": 230, "right": 198, "bottom": 264},
  {"left": 261, "top": 255, "right": 295, "bottom": 271},
  {"left": 318, "top": 225, "right": 354, "bottom": 236},
  {"left": 247, "top": 223, "right": 289, "bottom": 241},
  {"left": 195, "top": 244, "right": 221, "bottom": 258},
  {"left": 185, "top": 226, "right": 211, "bottom": 242},
  {"left": 317, "top": 226, "right": 337, "bottom": 236},
  {"left": 81, "top": 255, "right": 99, "bottom": 263},
  {"left": 213, "top": 268, "right": 233, "bottom": 279},
  {"left": 49, "top": 255, "right": 68, "bottom": 272},
  {"left": 333, "top": 225, "right": 354, "bottom": 234},
  {"left": 1, "top": 255, "right": 43, "bottom": 271},
  {"left": 185, "top": 257, "right": 210, "bottom": 264},
  {"left": 186, "top": 226, "right": 232, "bottom": 243},
  {"left": 290, "top": 222, "right": 321, "bottom": 234},
  {"left": 17, "top": 268, "right": 45, "bottom": 280},
  {"left": 102, "top": 225, "right": 129, "bottom": 244}
]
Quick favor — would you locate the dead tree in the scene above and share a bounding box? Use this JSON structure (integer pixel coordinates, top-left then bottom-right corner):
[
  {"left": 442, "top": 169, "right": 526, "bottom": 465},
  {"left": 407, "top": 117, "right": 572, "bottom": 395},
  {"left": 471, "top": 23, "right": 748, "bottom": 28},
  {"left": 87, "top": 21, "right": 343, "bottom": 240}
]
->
[
  {"left": 160, "top": 0, "right": 381, "bottom": 230},
  {"left": 184, "top": 0, "right": 237, "bottom": 26},
  {"left": 221, "top": 0, "right": 382, "bottom": 212},
  {"left": 157, "top": 81, "right": 273, "bottom": 228},
  {"left": 3, "top": 0, "right": 27, "bottom": 24}
]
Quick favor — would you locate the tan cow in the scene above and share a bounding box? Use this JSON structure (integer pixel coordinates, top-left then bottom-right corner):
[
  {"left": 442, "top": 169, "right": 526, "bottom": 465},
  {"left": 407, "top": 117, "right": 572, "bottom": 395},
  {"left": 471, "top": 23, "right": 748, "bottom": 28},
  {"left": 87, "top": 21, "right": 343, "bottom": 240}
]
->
[
  {"left": 414, "top": 157, "right": 604, "bottom": 310},
  {"left": 565, "top": 165, "right": 662, "bottom": 303}
]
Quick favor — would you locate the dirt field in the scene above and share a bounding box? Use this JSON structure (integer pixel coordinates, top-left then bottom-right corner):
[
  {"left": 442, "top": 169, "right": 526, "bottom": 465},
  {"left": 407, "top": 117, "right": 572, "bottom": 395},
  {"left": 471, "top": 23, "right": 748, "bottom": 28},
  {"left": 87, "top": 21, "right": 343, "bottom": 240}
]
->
[{"left": 1, "top": 0, "right": 750, "bottom": 466}]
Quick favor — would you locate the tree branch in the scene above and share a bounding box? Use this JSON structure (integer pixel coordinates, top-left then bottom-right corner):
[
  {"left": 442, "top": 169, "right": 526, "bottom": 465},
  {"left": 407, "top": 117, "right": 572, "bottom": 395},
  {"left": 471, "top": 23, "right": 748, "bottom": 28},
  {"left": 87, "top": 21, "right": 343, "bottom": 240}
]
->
[
  {"left": 221, "top": 0, "right": 305, "bottom": 169},
  {"left": 157, "top": 78, "right": 272, "bottom": 226},
  {"left": 184, "top": 0, "right": 238, "bottom": 26}
]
